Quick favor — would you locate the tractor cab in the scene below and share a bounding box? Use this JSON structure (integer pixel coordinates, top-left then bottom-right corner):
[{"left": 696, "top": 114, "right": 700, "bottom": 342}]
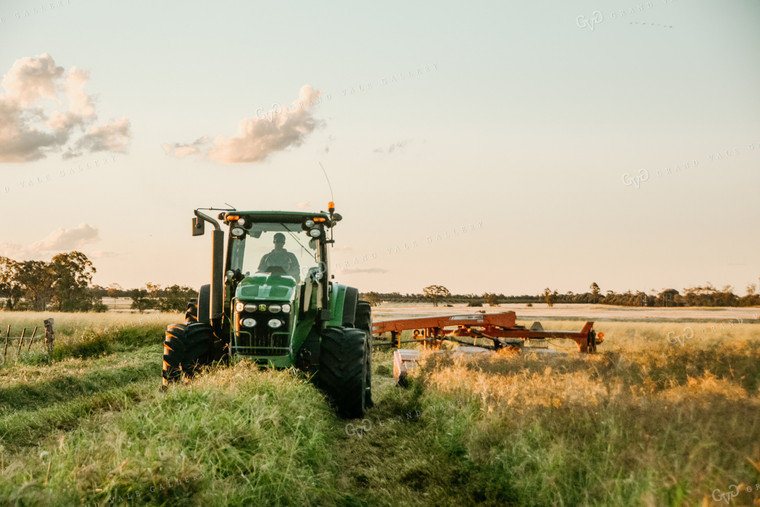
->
[{"left": 219, "top": 211, "right": 338, "bottom": 368}]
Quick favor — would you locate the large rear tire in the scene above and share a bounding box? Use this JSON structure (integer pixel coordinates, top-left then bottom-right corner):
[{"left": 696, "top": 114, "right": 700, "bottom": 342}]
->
[
  {"left": 181, "top": 323, "right": 214, "bottom": 375},
  {"left": 185, "top": 298, "right": 198, "bottom": 324},
  {"left": 355, "top": 301, "right": 374, "bottom": 408},
  {"left": 162, "top": 324, "right": 187, "bottom": 387},
  {"left": 161, "top": 322, "right": 215, "bottom": 387},
  {"left": 319, "top": 326, "right": 368, "bottom": 418}
]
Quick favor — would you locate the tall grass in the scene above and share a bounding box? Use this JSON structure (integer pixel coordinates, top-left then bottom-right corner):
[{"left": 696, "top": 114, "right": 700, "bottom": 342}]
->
[
  {"left": 409, "top": 332, "right": 760, "bottom": 506},
  {"left": 1, "top": 317, "right": 758, "bottom": 505},
  {"left": 1, "top": 362, "right": 340, "bottom": 506},
  {"left": 0, "top": 311, "right": 179, "bottom": 346}
]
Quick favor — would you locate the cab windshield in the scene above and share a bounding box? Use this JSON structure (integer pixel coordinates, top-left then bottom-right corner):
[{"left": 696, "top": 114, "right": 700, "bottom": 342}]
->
[{"left": 229, "top": 222, "right": 321, "bottom": 284}]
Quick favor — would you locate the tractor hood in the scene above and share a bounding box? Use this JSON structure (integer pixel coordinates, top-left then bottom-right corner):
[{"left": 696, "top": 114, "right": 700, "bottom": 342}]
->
[{"left": 235, "top": 273, "right": 297, "bottom": 301}]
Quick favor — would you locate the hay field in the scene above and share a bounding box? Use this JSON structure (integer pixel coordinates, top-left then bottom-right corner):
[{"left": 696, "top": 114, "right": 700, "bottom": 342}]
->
[{"left": 0, "top": 307, "right": 758, "bottom": 505}]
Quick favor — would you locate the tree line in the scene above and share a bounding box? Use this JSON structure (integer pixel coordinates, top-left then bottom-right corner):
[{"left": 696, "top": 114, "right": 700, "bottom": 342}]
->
[
  {"left": 0, "top": 252, "right": 103, "bottom": 311},
  {"left": 3, "top": 251, "right": 757, "bottom": 312},
  {"left": 120, "top": 283, "right": 198, "bottom": 313},
  {"left": 0, "top": 253, "right": 197, "bottom": 313},
  {"left": 363, "top": 280, "right": 760, "bottom": 308}
]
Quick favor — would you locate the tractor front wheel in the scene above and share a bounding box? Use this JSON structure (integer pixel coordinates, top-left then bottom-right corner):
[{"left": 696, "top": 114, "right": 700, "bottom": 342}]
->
[
  {"left": 319, "top": 326, "right": 369, "bottom": 418},
  {"left": 355, "top": 301, "right": 374, "bottom": 408}
]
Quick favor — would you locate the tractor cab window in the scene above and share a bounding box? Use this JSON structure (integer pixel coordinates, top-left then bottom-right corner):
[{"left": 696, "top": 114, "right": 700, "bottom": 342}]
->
[{"left": 229, "top": 222, "right": 322, "bottom": 284}]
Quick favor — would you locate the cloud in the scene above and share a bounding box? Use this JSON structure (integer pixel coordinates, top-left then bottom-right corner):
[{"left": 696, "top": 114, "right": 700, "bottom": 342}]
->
[
  {"left": 90, "top": 250, "right": 118, "bottom": 259},
  {"left": 0, "top": 53, "right": 63, "bottom": 106},
  {"left": 162, "top": 136, "right": 209, "bottom": 158},
  {"left": 374, "top": 140, "right": 409, "bottom": 154},
  {"left": 46, "top": 67, "right": 96, "bottom": 131},
  {"left": 341, "top": 267, "right": 389, "bottom": 274},
  {"left": 64, "top": 117, "right": 132, "bottom": 159},
  {"left": 0, "top": 242, "right": 29, "bottom": 260},
  {"left": 0, "top": 54, "right": 132, "bottom": 163},
  {"left": 166, "top": 85, "right": 324, "bottom": 164},
  {"left": 32, "top": 223, "right": 100, "bottom": 251},
  {"left": 0, "top": 93, "right": 68, "bottom": 163},
  {"left": 0, "top": 223, "right": 101, "bottom": 260}
]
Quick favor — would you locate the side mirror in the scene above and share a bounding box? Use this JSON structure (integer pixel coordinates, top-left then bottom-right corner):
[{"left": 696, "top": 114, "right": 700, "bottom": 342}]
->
[
  {"left": 192, "top": 216, "right": 205, "bottom": 236},
  {"left": 333, "top": 213, "right": 343, "bottom": 222}
]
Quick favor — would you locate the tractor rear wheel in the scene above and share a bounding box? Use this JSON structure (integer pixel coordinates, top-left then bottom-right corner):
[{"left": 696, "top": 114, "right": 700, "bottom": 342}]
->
[
  {"left": 162, "top": 323, "right": 187, "bottom": 387},
  {"left": 319, "top": 326, "right": 368, "bottom": 418},
  {"left": 355, "top": 301, "right": 374, "bottom": 408},
  {"left": 161, "top": 322, "right": 215, "bottom": 387},
  {"left": 181, "top": 323, "right": 214, "bottom": 375}
]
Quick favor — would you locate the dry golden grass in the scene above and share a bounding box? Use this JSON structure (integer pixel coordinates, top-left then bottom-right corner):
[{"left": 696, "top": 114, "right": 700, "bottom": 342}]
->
[
  {"left": 1, "top": 309, "right": 757, "bottom": 505},
  {"left": 0, "top": 311, "right": 179, "bottom": 347},
  {"left": 409, "top": 324, "right": 760, "bottom": 506}
]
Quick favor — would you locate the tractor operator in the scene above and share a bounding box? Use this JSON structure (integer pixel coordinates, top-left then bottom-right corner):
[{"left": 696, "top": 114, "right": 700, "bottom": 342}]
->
[{"left": 258, "top": 232, "right": 300, "bottom": 282}]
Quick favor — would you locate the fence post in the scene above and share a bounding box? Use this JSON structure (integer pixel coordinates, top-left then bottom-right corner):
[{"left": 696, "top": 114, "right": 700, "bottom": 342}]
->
[
  {"left": 27, "top": 326, "right": 37, "bottom": 351},
  {"left": 44, "top": 318, "right": 55, "bottom": 352},
  {"left": 17, "top": 328, "right": 26, "bottom": 355},
  {"left": 2, "top": 325, "right": 9, "bottom": 361}
]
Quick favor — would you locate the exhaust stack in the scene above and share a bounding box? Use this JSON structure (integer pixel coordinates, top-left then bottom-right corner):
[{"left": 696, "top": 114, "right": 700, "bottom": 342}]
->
[{"left": 193, "top": 210, "right": 224, "bottom": 321}]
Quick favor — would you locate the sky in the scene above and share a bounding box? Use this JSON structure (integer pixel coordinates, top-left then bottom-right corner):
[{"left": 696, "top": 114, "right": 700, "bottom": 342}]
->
[{"left": 1, "top": 0, "right": 759, "bottom": 297}]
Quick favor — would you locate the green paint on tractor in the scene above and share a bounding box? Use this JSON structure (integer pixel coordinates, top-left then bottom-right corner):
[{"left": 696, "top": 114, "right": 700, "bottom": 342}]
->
[{"left": 161, "top": 206, "right": 373, "bottom": 418}]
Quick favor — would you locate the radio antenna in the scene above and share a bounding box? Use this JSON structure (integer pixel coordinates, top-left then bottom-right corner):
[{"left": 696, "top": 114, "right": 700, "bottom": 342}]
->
[{"left": 318, "top": 162, "right": 334, "bottom": 203}]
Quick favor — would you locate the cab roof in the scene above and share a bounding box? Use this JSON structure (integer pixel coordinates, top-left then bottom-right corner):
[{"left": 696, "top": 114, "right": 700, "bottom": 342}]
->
[{"left": 222, "top": 210, "right": 332, "bottom": 224}]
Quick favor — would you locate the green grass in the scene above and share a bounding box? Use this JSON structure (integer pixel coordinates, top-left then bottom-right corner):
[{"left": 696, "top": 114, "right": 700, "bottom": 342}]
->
[{"left": 0, "top": 317, "right": 758, "bottom": 505}]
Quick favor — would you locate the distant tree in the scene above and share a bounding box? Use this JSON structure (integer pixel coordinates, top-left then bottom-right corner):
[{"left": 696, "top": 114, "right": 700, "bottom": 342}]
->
[
  {"left": 423, "top": 285, "right": 451, "bottom": 307},
  {"left": 89, "top": 285, "right": 108, "bottom": 298},
  {"left": 145, "top": 282, "right": 161, "bottom": 298},
  {"left": 107, "top": 283, "right": 124, "bottom": 298},
  {"left": 15, "top": 260, "right": 57, "bottom": 311},
  {"left": 590, "top": 282, "right": 601, "bottom": 304},
  {"left": 483, "top": 292, "right": 499, "bottom": 306},
  {"left": 656, "top": 289, "right": 680, "bottom": 307},
  {"left": 0, "top": 257, "right": 23, "bottom": 310},
  {"left": 130, "top": 288, "right": 153, "bottom": 313},
  {"left": 741, "top": 282, "right": 760, "bottom": 306},
  {"left": 50, "top": 251, "right": 96, "bottom": 312},
  {"left": 543, "top": 288, "right": 557, "bottom": 307},
  {"left": 362, "top": 291, "right": 381, "bottom": 307},
  {"left": 156, "top": 285, "right": 198, "bottom": 312},
  {"left": 635, "top": 291, "right": 650, "bottom": 307},
  {"left": 680, "top": 284, "right": 739, "bottom": 307}
]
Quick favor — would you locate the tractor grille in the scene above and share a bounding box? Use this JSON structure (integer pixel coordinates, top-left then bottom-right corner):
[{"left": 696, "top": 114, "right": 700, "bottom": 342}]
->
[{"left": 233, "top": 303, "right": 291, "bottom": 356}]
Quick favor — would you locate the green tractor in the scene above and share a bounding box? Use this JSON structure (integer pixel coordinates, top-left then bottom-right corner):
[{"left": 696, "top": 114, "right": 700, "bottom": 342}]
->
[{"left": 161, "top": 203, "right": 373, "bottom": 418}]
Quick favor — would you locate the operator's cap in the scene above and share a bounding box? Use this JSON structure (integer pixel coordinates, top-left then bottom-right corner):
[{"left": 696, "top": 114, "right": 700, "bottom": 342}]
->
[{"left": 274, "top": 232, "right": 286, "bottom": 241}]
